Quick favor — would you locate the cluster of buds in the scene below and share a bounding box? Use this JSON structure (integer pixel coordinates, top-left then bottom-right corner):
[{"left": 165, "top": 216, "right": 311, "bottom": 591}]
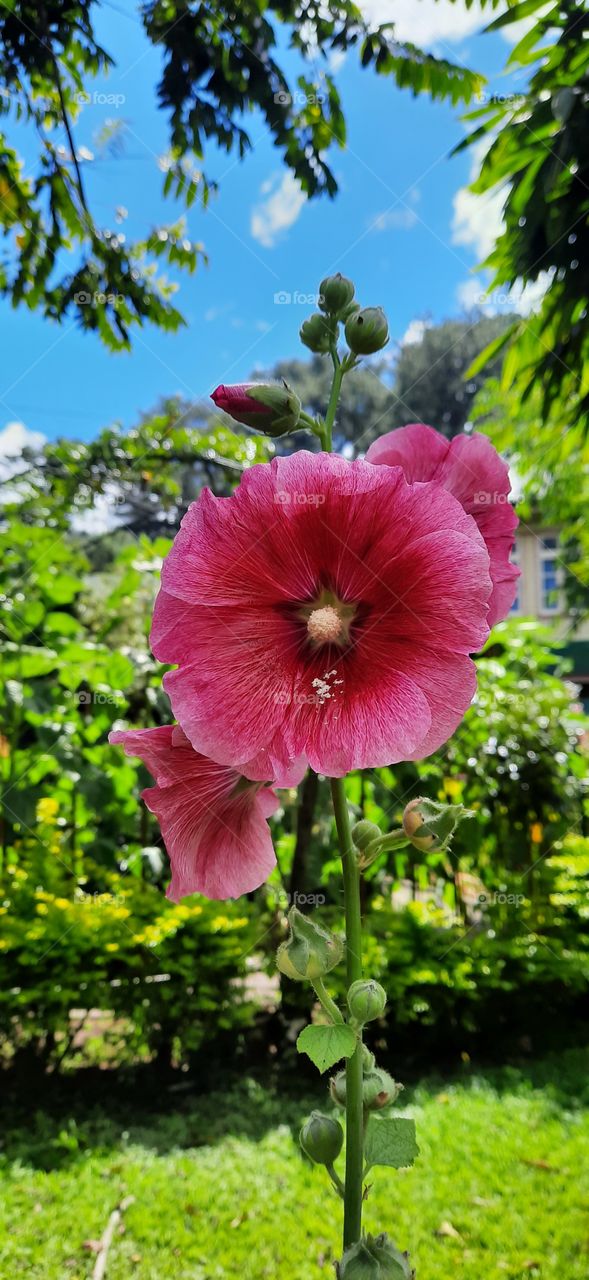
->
[
  {"left": 337, "top": 1234, "right": 414, "bottom": 1280},
  {"left": 301, "top": 273, "right": 389, "bottom": 357},
  {"left": 210, "top": 273, "right": 389, "bottom": 447},
  {"left": 351, "top": 795, "right": 474, "bottom": 868}
]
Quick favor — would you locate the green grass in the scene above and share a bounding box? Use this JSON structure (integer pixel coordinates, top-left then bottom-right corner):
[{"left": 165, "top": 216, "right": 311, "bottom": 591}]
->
[{"left": 1, "top": 1050, "right": 588, "bottom": 1279}]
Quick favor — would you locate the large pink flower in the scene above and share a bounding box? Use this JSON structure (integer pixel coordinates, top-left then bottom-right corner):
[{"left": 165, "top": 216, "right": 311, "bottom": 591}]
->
[
  {"left": 366, "top": 423, "right": 519, "bottom": 625},
  {"left": 109, "top": 724, "right": 282, "bottom": 901},
  {"left": 151, "top": 452, "right": 492, "bottom": 777}
]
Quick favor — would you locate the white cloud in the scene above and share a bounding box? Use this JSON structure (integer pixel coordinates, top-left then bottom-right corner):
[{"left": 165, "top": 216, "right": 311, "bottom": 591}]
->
[
  {"left": 359, "top": 1, "right": 545, "bottom": 47},
  {"left": 370, "top": 207, "right": 419, "bottom": 232},
  {"left": 401, "top": 318, "right": 431, "bottom": 346},
  {"left": 360, "top": 0, "right": 484, "bottom": 45},
  {"left": 250, "top": 172, "right": 306, "bottom": 248},
  {"left": 456, "top": 269, "right": 552, "bottom": 317},
  {"left": 452, "top": 139, "right": 506, "bottom": 261},
  {"left": 0, "top": 420, "right": 45, "bottom": 480}
]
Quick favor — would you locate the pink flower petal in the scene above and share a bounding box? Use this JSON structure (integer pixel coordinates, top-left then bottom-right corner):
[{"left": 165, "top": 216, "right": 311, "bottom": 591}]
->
[
  {"left": 366, "top": 423, "right": 519, "bottom": 625},
  {"left": 109, "top": 726, "right": 278, "bottom": 900}
]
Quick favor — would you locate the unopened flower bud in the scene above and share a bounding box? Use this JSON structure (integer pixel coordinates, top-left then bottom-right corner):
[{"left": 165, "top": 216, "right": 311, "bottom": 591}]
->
[
  {"left": 276, "top": 905, "right": 343, "bottom": 982},
  {"left": 341, "top": 300, "right": 361, "bottom": 322},
  {"left": 402, "top": 796, "right": 474, "bottom": 854},
  {"left": 345, "top": 306, "right": 389, "bottom": 355},
  {"left": 300, "top": 1111, "right": 344, "bottom": 1165},
  {"left": 347, "top": 979, "right": 387, "bottom": 1024},
  {"left": 362, "top": 1067, "right": 402, "bottom": 1111},
  {"left": 331, "top": 1066, "right": 402, "bottom": 1112},
  {"left": 362, "top": 1044, "right": 376, "bottom": 1071},
  {"left": 300, "top": 312, "right": 334, "bottom": 354},
  {"left": 319, "top": 273, "right": 355, "bottom": 317},
  {"left": 211, "top": 382, "right": 301, "bottom": 437},
  {"left": 351, "top": 820, "right": 382, "bottom": 852},
  {"left": 337, "top": 1234, "right": 414, "bottom": 1280}
]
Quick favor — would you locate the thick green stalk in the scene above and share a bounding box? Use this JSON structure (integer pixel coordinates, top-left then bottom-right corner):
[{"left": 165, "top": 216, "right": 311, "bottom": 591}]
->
[
  {"left": 330, "top": 775, "right": 364, "bottom": 1248},
  {"left": 322, "top": 349, "right": 344, "bottom": 451}
]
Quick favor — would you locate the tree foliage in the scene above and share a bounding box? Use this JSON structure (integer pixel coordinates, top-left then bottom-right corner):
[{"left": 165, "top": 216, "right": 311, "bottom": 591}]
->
[
  {"left": 0, "top": 0, "right": 484, "bottom": 348},
  {"left": 459, "top": 1, "right": 589, "bottom": 430},
  {"left": 389, "top": 314, "right": 514, "bottom": 437}
]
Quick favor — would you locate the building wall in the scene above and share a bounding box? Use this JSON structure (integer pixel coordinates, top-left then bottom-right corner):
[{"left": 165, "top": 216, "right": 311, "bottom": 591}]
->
[{"left": 511, "top": 526, "right": 589, "bottom": 642}]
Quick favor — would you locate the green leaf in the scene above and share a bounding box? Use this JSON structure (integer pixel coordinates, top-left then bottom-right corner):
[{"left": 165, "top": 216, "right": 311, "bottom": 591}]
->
[
  {"left": 364, "top": 1116, "right": 419, "bottom": 1170},
  {"left": 296, "top": 1023, "right": 357, "bottom": 1073},
  {"left": 465, "top": 325, "right": 517, "bottom": 379}
]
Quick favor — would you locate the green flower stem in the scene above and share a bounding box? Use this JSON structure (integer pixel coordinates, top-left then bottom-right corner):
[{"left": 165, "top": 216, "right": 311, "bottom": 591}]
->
[
  {"left": 312, "top": 976, "right": 345, "bottom": 1024},
  {"left": 322, "top": 348, "right": 344, "bottom": 451},
  {"left": 326, "top": 1162, "right": 346, "bottom": 1200},
  {"left": 330, "top": 774, "right": 364, "bottom": 1249}
]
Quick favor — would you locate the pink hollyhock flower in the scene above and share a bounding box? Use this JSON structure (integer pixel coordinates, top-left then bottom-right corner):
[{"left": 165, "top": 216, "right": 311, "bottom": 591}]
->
[
  {"left": 366, "top": 423, "right": 519, "bottom": 625},
  {"left": 109, "top": 724, "right": 283, "bottom": 901},
  {"left": 151, "top": 452, "right": 493, "bottom": 777}
]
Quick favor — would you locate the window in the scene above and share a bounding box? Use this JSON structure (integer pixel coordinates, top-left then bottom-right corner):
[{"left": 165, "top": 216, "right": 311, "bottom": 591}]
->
[
  {"left": 510, "top": 541, "right": 521, "bottom": 615},
  {"left": 538, "top": 535, "right": 562, "bottom": 614}
]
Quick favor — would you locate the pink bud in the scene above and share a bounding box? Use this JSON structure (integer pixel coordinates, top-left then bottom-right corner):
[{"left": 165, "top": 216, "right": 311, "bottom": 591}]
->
[
  {"left": 211, "top": 382, "right": 301, "bottom": 437},
  {"left": 211, "top": 383, "right": 272, "bottom": 422}
]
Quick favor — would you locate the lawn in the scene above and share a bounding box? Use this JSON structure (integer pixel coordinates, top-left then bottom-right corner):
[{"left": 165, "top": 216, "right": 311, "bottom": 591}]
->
[{"left": 1, "top": 1050, "right": 588, "bottom": 1280}]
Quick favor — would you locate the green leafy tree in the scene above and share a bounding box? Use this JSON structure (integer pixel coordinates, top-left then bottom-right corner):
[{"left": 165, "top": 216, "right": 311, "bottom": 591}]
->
[
  {"left": 4, "top": 396, "right": 272, "bottom": 546},
  {"left": 0, "top": 0, "right": 485, "bottom": 347},
  {"left": 389, "top": 314, "right": 514, "bottom": 436},
  {"left": 458, "top": 1, "right": 589, "bottom": 431}
]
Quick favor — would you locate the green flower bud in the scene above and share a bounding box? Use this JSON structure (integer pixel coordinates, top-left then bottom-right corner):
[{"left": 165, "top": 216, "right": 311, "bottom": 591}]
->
[
  {"left": 351, "top": 820, "right": 382, "bottom": 852},
  {"left": 362, "top": 1044, "right": 376, "bottom": 1071},
  {"left": 402, "top": 796, "right": 474, "bottom": 854},
  {"left": 300, "top": 1110, "right": 344, "bottom": 1165},
  {"left": 330, "top": 1066, "right": 402, "bottom": 1112},
  {"left": 337, "top": 1234, "right": 414, "bottom": 1280},
  {"left": 362, "top": 1067, "right": 403, "bottom": 1111},
  {"left": 345, "top": 306, "right": 389, "bottom": 355},
  {"left": 341, "top": 300, "right": 361, "bottom": 322},
  {"left": 347, "top": 979, "right": 387, "bottom": 1024},
  {"left": 300, "top": 312, "right": 335, "bottom": 354},
  {"left": 276, "top": 905, "right": 343, "bottom": 982},
  {"left": 319, "top": 273, "right": 355, "bottom": 317}
]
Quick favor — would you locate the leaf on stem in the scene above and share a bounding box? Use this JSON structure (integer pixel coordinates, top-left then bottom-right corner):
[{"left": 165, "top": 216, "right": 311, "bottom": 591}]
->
[
  {"left": 364, "top": 1115, "right": 419, "bottom": 1169},
  {"left": 296, "top": 1023, "right": 357, "bottom": 1073}
]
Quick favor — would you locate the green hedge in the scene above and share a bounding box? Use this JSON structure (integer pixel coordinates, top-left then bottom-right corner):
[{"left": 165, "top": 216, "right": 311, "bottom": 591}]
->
[{"left": 0, "top": 866, "right": 257, "bottom": 1069}]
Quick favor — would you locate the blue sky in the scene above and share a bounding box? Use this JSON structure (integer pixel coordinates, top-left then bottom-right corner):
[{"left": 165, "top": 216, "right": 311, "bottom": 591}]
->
[{"left": 0, "top": 1, "right": 531, "bottom": 447}]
